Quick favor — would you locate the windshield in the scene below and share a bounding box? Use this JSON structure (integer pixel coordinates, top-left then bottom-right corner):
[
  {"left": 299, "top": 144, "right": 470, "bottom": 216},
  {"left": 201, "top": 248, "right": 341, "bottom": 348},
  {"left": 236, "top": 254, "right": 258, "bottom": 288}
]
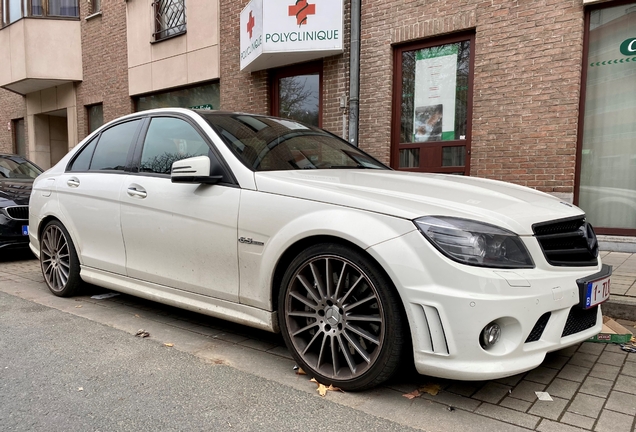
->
[
  {"left": 200, "top": 113, "right": 388, "bottom": 171},
  {"left": 0, "top": 156, "right": 42, "bottom": 180}
]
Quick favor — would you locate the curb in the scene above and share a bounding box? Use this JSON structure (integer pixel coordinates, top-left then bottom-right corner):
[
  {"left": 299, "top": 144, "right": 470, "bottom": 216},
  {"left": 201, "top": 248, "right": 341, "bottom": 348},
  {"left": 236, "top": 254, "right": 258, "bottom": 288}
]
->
[{"left": 603, "top": 295, "right": 636, "bottom": 321}]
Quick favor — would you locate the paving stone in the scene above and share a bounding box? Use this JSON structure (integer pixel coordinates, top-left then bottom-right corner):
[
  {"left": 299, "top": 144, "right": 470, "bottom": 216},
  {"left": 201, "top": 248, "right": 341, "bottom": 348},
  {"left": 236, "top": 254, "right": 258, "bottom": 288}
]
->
[
  {"left": 510, "top": 380, "right": 545, "bottom": 402},
  {"left": 589, "top": 363, "right": 621, "bottom": 381},
  {"left": 597, "top": 351, "right": 627, "bottom": 367},
  {"left": 537, "top": 419, "right": 590, "bottom": 432},
  {"left": 499, "top": 396, "right": 532, "bottom": 412},
  {"left": 475, "top": 403, "right": 540, "bottom": 429},
  {"left": 579, "top": 376, "right": 614, "bottom": 398},
  {"left": 238, "top": 338, "right": 279, "bottom": 352},
  {"left": 419, "top": 389, "right": 482, "bottom": 412},
  {"left": 212, "top": 332, "right": 250, "bottom": 344},
  {"left": 569, "top": 352, "right": 600, "bottom": 368},
  {"left": 613, "top": 378, "right": 636, "bottom": 395},
  {"left": 621, "top": 361, "right": 636, "bottom": 377},
  {"left": 472, "top": 382, "right": 511, "bottom": 404},
  {"left": 594, "top": 409, "right": 635, "bottom": 432},
  {"left": 560, "top": 412, "right": 596, "bottom": 430},
  {"left": 495, "top": 373, "right": 525, "bottom": 387},
  {"left": 567, "top": 393, "right": 605, "bottom": 419},
  {"left": 558, "top": 364, "right": 591, "bottom": 383},
  {"left": 546, "top": 378, "right": 581, "bottom": 399},
  {"left": 445, "top": 381, "right": 483, "bottom": 397},
  {"left": 626, "top": 353, "right": 636, "bottom": 363},
  {"left": 578, "top": 343, "right": 605, "bottom": 356},
  {"left": 604, "top": 344, "right": 629, "bottom": 354},
  {"left": 543, "top": 355, "right": 571, "bottom": 370},
  {"left": 266, "top": 345, "right": 293, "bottom": 359},
  {"left": 605, "top": 390, "right": 636, "bottom": 416},
  {"left": 525, "top": 367, "right": 559, "bottom": 385},
  {"left": 528, "top": 396, "right": 568, "bottom": 420},
  {"left": 559, "top": 345, "right": 581, "bottom": 357}
]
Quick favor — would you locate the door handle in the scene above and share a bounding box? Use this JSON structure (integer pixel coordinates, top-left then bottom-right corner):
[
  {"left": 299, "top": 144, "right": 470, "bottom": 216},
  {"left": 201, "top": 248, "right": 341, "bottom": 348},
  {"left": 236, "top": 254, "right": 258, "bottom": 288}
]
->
[
  {"left": 127, "top": 187, "right": 147, "bottom": 198},
  {"left": 67, "top": 177, "right": 80, "bottom": 188}
]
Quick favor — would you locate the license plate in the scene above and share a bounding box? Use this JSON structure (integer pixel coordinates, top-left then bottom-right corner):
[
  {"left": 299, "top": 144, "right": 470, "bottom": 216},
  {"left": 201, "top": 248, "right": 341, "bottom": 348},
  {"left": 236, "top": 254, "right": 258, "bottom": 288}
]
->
[
  {"left": 584, "top": 275, "right": 610, "bottom": 309},
  {"left": 22, "top": 225, "right": 28, "bottom": 236}
]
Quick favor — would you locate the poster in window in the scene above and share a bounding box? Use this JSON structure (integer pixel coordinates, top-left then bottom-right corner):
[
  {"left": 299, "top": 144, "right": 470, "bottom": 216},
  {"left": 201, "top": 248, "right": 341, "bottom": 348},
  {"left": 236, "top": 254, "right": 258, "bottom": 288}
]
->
[{"left": 413, "top": 44, "right": 458, "bottom": 142}]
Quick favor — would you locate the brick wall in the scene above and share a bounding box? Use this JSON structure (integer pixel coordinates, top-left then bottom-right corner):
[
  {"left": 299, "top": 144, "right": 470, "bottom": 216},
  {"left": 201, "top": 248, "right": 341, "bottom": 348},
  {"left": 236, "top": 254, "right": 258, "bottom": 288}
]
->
[
  {"left": 361, "top": 0, "right": 584, "bottom": 195},
  {"left": 75, "top": 0, "right": 131, "bottom": 142},
  {"left": 0, "top": 89, "right": 26, "bottom": 154}
]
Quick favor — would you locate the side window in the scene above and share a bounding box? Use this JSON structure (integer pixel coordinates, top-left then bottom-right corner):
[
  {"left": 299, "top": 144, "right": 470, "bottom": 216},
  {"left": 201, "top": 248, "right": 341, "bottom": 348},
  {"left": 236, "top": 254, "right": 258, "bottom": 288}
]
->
[
  {"left": 139, "top": 117, "right": 210, "bottom": 175},
  {"left": 90, "top": 120, "right": 141, "bottom": 171},
  {"left": 68, "top": 138, "right": 98, "bottom": 172}
]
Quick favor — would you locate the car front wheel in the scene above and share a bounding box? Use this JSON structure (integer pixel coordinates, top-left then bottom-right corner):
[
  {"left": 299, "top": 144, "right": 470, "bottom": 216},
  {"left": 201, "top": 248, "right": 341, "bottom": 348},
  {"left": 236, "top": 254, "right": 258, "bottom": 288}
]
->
[
  {"left": 279, "top": 243, "right": 405, "bottom": 391},
  {"left": 40, "top": 220, "right": 82, "bottom": 297}
]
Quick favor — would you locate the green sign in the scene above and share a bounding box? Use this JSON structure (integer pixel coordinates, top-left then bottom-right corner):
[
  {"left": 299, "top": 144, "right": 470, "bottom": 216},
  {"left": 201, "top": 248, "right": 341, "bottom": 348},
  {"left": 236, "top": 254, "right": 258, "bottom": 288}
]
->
[
  {"left": 620, "top": 38, "right": 636, "bottom": 56},
  {"left": 190, "top": 104, "right": 214, "bottom": 110}
]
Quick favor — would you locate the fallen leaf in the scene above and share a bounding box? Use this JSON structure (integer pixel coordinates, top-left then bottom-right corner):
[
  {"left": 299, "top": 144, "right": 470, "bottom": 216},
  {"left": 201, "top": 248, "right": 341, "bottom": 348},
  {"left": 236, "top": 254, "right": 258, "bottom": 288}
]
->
[
  {"left": 309, "top": 378, "right": 341, "bottom": 397},
  {"left": 295, "top": 367, "right": 306, "bottom": 375},
  {"left": 418, "top": 383, "right": 442, "bottom": 396},
  {"left": 78, "top": 387, "right": 83, "bottom": 392},
  {"left": 135, "top": 329, "right": 150, "bottom": 338},
  {"left": 163, "top": 343, "right": 174, "bottom": 347},
  {"left": 75, "top": 305, "right": 82, "bottom": 308},
  {"left": 402, "top": 390, "right": 421, "bottom": 400}
]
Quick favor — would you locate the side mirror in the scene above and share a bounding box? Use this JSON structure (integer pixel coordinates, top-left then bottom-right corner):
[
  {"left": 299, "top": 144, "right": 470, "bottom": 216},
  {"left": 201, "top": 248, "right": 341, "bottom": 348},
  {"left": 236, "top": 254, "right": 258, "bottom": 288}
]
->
[{"left": 171, "top": 156, "right": 222, "bottom": 185}]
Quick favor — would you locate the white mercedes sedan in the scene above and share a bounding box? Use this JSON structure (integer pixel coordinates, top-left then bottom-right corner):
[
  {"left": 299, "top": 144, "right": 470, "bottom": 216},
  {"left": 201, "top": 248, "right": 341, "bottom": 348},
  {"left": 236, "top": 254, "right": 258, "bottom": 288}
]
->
[{"left": 29, "top": 108, "right": 611, "bottom": 390}]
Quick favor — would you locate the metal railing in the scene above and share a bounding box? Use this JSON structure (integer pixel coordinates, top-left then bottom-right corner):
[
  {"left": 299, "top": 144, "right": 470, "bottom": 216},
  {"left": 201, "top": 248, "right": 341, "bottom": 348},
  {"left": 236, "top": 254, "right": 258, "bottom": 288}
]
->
[{"left": 153, "top": 0, "right": 186, "bottom": 42}]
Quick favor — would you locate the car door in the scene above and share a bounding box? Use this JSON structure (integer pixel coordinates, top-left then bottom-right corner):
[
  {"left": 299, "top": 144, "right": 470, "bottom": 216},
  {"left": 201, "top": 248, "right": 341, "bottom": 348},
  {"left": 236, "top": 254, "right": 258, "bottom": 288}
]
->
[
  {"left": 119, "top": 115, "right": 241, "bottom": 302},
  {"left": 57, "top": 118, "right": 142, "bottom": 274}
]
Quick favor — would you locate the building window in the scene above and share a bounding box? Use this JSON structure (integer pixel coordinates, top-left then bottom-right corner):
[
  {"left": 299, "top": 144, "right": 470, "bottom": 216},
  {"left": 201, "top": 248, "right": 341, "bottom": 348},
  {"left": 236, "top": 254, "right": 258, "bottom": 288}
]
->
[
  {"left": 153, "top": 0, "right": 186, "bottom": 42},
  {"left": 1, "top": 0, "right": 78, "bottom": 26},
  {"left": 12, "top": 118, "right": 26, "bottom": 157},
  {"left": 134, "top": 82, "right": 219, "bottom": 112},
  {"left": 576, "top": 2, "right": 636, "bottom": 234},
  {"left": 271, "top": 62, "right": 322, "bottom": 127},
  {"left": 87, "top": 104, "right": 104, "bottom": 134},
  {"left": 392, "top": 33, "right": 474, "bottom": 175},
  {"left": 89, "top": 0, "right": 100, "bottom": 14}
]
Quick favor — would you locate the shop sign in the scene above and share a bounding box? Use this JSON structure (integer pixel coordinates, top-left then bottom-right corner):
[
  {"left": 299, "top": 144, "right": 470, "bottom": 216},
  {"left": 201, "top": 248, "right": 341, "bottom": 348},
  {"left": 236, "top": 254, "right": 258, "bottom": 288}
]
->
[
  {"left": 190, "top": 104, "right": 214, "bottom": 110},
  {"left": 240, "top": 0, "right": 344, "bottom": 72},
  {"left": 620, "top": 38, "right": 636, "bottom": 56}
]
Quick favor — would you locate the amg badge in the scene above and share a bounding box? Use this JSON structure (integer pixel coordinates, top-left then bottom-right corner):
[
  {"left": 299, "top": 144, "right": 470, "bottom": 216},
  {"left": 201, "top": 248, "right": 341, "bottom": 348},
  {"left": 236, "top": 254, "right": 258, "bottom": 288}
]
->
[{"left": 238, "top": 237, "right": 264, "bottom": 246}]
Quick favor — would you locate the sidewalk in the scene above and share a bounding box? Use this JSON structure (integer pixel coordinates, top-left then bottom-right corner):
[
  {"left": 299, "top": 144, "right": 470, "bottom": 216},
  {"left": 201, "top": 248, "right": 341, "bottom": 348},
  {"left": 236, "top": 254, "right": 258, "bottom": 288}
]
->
[{"left": 600, "top": 251, "right": 636, "bottom": 320}]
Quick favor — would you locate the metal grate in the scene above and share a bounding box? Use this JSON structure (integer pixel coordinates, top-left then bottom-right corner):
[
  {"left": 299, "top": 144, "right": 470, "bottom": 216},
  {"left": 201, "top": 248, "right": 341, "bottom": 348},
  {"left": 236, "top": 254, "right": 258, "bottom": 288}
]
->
[
  {"left": 533, "top": 216, "right": 599, "bottom": 267},
  {"left": 562, "top": 306, "right": 598, "bottom": 337},
  {"left": 153, "top": 0, "right": 186, "bottom": 41},
  {"left": 525, "top": 312, "right": 551, "bottom": 343},
  {"left": 5, "top": 206, "right": 29, "bottom": 220}
]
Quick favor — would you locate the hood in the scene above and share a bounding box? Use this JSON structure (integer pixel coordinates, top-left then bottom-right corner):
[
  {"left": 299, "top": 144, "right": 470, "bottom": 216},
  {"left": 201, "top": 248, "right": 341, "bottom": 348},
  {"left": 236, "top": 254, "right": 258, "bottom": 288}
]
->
[
  {"left": 254, "top": 170, "right": 585, "bottom": 235},
  {"left": 0, "top": 179, "right": 34, "bottom": 206}
]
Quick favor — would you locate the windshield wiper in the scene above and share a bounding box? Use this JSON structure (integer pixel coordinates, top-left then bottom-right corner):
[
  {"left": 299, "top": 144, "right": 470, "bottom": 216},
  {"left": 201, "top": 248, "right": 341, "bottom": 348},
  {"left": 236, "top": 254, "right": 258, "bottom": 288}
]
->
[{"left": 327, "top": 164, "right": 372, "bottom": 169}]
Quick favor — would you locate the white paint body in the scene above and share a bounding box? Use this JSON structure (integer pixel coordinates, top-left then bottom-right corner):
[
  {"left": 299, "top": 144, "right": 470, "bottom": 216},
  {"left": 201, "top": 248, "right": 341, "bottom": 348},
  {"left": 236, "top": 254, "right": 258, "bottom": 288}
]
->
[{"left": 29, "top": 108, "right": 604, "bottom": 380}]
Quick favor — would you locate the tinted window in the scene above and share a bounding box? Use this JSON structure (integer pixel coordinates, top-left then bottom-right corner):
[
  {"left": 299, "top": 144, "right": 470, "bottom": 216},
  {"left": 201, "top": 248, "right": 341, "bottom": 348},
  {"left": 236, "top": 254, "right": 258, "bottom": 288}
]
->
[
  {"left": 68, "top": 138, "right": 97, "bottom": 172},
  {"left": 139, "top": 117, "right": 210, "bottom": 175},
  {"left": 90, "top": 120, "right": 141, "bottom": 171}
]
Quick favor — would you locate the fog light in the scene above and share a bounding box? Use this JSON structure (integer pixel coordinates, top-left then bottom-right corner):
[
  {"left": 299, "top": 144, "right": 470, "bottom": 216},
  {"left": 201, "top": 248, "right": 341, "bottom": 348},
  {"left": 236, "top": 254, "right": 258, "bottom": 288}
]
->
[{"left": 480, "top": 322, "right": 501, "bottom": 349}]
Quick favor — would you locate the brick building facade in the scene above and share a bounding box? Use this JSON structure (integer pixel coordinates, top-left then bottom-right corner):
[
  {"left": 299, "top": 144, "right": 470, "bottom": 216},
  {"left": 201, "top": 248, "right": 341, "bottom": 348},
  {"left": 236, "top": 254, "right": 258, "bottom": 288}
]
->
[{"left": 1, "top": 0, "right": 634, "bottom": 236}]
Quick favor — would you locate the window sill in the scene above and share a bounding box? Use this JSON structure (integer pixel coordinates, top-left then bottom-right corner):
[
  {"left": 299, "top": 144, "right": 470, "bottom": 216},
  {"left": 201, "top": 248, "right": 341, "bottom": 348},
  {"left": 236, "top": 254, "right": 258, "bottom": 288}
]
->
[
  {"left": 85, "top": 11, "right": 102, "bottom": 21},
  {"left": 151, "top": 30, "right": 187, "bottom": 44}
]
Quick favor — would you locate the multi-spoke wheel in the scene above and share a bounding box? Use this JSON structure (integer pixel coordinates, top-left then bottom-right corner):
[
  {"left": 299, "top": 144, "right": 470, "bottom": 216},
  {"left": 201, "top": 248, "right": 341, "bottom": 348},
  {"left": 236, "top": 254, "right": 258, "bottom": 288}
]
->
[
  {"left": 279, "top": 243, "right": 404, "bottom": 391},
  {"left": 40, "top": 220, "right": 82, "bottom": 297}
]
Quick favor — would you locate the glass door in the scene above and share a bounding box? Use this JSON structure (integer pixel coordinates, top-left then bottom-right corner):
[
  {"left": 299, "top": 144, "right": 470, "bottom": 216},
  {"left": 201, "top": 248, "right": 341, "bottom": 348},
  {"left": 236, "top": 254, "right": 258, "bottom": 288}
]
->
[{"left": 271, "top": 62, "right": 322, "bottom": 127}]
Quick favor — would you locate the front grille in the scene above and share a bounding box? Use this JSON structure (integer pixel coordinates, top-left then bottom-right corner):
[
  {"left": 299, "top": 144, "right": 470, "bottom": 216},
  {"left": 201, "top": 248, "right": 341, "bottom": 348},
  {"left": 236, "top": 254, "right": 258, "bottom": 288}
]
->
[
  {"left": 526, "top": 312, "right": 551, "bottom": 343},
  {"left": 533, "top": 216, "right": 599, "bottom": 267},
  {"left": 5, "top": 206, "right": 29, "bottom": 220},
  {"left": 562, "top": 306, "right": 598, "bottom": 337}
]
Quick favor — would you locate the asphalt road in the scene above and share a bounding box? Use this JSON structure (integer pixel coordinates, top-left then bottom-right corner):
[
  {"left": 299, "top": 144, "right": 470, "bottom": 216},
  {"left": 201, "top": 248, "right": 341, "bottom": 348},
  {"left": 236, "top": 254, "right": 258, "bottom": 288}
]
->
[{"left": 0, "top": 291, "right": 417, "bottom": 432}]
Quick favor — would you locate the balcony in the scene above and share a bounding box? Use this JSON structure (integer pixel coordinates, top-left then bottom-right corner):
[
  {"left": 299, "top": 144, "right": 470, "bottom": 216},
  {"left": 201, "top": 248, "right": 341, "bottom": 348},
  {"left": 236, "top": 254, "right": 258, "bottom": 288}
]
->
[{"left": 0, "top": 18, "right": 82, "bottom": 94}]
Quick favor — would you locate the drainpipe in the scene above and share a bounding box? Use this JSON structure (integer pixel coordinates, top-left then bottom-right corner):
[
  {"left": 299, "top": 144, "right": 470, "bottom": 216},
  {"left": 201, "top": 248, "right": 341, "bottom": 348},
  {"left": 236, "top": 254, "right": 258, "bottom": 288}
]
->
[{"left": 348, "top": 0, "right": 361, "bottom": 147}]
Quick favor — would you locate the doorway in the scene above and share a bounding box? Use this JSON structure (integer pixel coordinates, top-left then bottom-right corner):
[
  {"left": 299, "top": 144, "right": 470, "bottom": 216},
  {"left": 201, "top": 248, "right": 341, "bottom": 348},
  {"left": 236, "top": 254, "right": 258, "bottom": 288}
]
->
[{"left": 270, "top": 62, "right": 323, "bottom": 127}]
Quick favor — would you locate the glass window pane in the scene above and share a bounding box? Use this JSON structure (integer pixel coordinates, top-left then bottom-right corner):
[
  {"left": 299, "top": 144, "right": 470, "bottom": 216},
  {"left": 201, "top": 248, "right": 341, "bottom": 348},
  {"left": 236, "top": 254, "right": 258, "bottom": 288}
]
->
[
  {"left": 140, "top": 117, "right": 210, "bottom": 175},
  {"left": 30, "top": 0, "right": 42, "bottom": 15},
  {"left": 400, "top": 41, "right": 470, "bottom": 143},
  {"left": 89, "top": 120, "right": 140, "bottom": 171},
  {"left": 278, "top": 74, "right": 320, "bottom": 127},
  {"left": 442, "top": 146, "right": 465, "bottom": 167},
  {"left": 135, "top": 83, "right": 220, "bottom": 112},
  {"left": 13, "top": 119, "right": 26, "bottom": 157},
  {"left": 48, "top": 0, "right": 78, "bottom": 17},
  {"left": 399, "top": 148, "right": 419, "bottom": 168},
  {"left": 87, "top": 104, "right": 103, "bottom": 134},
  {"left": 578, "top": 3, "right": 636, "bottom": 230},
  {"left": 69, "top": 138, "right": 97, "bottom": 172}
]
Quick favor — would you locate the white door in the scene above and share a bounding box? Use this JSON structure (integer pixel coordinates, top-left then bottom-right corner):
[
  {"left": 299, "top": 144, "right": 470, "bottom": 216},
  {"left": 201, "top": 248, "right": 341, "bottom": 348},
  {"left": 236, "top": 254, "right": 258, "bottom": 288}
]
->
[{"left": 119, "top": 116, "right": 241, "bottom": 301}]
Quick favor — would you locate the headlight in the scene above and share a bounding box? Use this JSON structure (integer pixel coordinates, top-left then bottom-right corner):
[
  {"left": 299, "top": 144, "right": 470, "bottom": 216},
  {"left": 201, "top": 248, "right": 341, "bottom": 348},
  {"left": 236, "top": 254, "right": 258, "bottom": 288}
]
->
[{"left": 414, "top": 216, "right": 534, "bottom": 269}]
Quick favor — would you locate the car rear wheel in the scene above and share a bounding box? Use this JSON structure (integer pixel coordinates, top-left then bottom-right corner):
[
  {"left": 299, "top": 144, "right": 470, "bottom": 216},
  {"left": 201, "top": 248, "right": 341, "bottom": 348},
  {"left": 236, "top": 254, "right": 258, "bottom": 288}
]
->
[
  {"left": 279, "top": 243, "right": 405, "bottom": 391},
  {"left": 40, "top": 220, "right": 82, "bottom": 297}
]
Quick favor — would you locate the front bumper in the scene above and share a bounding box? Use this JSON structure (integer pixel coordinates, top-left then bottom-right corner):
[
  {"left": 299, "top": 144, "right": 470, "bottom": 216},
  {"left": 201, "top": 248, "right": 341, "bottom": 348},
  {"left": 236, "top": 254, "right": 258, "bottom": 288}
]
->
[
  {"left": 0, "top": 215, "right": 30, "bottom": 251},
  {"left": 367, "top": 230, "right": 607, "bottom": 381}
]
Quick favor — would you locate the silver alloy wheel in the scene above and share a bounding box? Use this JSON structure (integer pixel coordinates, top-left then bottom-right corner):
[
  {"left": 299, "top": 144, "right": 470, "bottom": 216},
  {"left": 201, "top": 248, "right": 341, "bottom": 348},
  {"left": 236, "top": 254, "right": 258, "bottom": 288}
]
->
[
  {"left": 41, "top": 224, "right": 71, "bottom": 292},
  {"left": 284, "top": 254, "right": 385, "bottom": 380}
]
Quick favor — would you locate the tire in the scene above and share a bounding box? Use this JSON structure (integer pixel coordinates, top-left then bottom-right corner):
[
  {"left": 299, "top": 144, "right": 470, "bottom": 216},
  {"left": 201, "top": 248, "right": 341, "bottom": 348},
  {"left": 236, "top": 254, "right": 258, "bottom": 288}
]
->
[
  {"left": 40, "top": 220, "right": 82, "bottom": 297},
  {"left": 278, "top": 243, "right": 405, "bottom": 391}
]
